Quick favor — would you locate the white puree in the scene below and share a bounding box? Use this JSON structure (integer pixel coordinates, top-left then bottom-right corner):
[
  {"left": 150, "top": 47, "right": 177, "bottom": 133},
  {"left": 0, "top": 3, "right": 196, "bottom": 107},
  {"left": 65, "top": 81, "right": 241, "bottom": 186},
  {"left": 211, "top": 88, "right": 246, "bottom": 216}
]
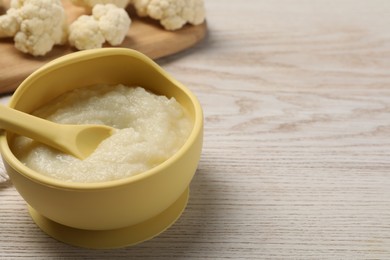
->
[{"left": 12, "top": 84, "right": 192, "bottom": 183}]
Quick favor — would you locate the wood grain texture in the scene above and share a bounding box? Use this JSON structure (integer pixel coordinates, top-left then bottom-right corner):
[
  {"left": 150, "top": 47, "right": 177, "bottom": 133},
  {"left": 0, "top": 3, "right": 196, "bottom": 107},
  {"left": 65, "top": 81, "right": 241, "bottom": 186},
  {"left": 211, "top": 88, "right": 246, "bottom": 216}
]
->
[
  {"left": 1, "top": 0, "right": 390, "bottom": 258},
  {"left": 0, "top": 0, "right": 207, "bottom": 94}
]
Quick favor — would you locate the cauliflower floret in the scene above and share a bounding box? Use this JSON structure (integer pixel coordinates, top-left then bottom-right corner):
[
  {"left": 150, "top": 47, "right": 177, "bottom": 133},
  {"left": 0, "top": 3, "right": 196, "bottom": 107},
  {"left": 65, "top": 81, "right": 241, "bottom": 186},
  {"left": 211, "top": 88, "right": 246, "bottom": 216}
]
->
[
  {"left": 129, "top": 0, "right": 148, "bottom": 17},
  {"left": 70, "top": 0, "right": 129, "bottom": 10},
  {"left": 69, "top": 4, "right": 131, "bottom": 50},
  {"left": 0, "top": 0, "right": 67, "bottom": 56},
  {"left": 0, "top": 8, "right": 20, "bottom": 37},
  {"left": 130, "top": 0, "right": 205, "bottom": 30},
  {"left": 68, "top": 15, "right": 104, "bottom": 50}
]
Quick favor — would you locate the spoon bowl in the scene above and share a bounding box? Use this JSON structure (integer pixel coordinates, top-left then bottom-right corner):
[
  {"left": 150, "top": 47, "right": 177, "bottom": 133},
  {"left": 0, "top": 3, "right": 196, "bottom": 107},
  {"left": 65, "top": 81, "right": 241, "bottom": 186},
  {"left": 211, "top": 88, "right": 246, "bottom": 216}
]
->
[{"left": 0, "top": 105, "right": 114, "bottom": 159}]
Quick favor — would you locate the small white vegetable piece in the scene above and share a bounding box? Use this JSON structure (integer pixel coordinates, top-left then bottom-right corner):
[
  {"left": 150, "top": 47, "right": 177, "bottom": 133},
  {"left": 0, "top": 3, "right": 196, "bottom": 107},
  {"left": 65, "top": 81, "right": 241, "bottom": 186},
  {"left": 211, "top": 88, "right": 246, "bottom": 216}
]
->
[
  {"left": 130, "top": 0, "right": 206, "bottom": 30},
  {"left": 0, "top": 8, "right": 19, "bottom": 38},
  {"left": 0, "top": 0, "right": 67, "bottom": 56},
  {"left": 70, "top": 0, "right": 130, "bottom": 10},
  {"left": 69, "top": 4, "right": 131, "bottom": 50}
]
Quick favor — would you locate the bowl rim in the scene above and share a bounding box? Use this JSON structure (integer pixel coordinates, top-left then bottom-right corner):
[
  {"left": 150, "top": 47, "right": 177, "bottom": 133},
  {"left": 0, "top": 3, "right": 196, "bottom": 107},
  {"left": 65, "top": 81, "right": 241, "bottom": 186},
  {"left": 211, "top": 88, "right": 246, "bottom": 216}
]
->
[{"left": 0, "top": 48, "right": 203, "bottom": 191}]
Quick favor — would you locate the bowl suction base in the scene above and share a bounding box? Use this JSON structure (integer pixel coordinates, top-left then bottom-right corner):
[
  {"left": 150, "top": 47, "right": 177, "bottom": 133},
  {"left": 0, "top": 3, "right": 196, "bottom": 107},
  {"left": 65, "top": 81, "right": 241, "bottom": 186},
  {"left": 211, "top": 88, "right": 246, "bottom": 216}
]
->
[{"left": 27, "top": 188, "right": 189, "bottom": 249}]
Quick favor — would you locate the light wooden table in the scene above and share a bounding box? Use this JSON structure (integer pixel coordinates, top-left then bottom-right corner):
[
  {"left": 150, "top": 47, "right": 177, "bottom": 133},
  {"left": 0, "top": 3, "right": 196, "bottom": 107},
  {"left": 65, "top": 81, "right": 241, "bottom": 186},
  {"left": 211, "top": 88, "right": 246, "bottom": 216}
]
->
[{"left": 1, "top": 0, "right": 390, "bottom": 258}]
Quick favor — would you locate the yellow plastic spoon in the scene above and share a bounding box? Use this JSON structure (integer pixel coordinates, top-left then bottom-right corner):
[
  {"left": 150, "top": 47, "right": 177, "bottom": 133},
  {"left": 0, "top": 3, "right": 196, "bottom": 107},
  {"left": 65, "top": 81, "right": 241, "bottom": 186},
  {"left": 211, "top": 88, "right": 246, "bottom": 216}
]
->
[{"left": 0, "top": 104, "right": 114, "bottom": 159}]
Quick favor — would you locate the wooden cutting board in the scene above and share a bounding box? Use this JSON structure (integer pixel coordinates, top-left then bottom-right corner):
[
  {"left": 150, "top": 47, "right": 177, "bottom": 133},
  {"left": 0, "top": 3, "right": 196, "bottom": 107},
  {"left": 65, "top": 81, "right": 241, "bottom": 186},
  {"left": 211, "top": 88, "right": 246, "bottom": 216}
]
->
[{"left": 0, "top": 0, "right": 207, "bottom": 94}]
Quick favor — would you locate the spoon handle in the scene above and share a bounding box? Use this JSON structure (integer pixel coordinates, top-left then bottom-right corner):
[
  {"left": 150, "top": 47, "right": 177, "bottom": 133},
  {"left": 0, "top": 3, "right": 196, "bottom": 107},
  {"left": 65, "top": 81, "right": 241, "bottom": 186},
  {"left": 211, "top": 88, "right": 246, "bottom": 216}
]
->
[{"left": 0, "top": 105, "right": 62, "bottom": 146}]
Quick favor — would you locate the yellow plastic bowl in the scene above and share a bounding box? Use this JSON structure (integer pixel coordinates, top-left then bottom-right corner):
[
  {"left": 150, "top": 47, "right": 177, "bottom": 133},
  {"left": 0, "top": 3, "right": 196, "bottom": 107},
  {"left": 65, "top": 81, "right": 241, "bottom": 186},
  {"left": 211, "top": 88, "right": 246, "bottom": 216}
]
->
[{"left": 0, "top": 48, "right": 203, "bottom": 248}]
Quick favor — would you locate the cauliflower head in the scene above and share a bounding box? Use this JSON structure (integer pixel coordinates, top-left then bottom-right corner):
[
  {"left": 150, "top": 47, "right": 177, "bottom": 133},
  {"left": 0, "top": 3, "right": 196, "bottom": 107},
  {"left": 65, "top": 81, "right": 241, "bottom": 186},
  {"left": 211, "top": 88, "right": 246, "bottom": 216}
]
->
[
  {"left": 0, "top": 8, "right": 20, "bottom": 37},
  {"left": 0, "top": 0, "right": 67, "bottom": 56},
  {"left": 130, "top": 0, "right": 205, "bottom": 30},
  {"left": 70, "top": 0, "right": 130, "bottom": 10},
  {"left": 69, "top": 3, "right": 131, "bottom": 50}
]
